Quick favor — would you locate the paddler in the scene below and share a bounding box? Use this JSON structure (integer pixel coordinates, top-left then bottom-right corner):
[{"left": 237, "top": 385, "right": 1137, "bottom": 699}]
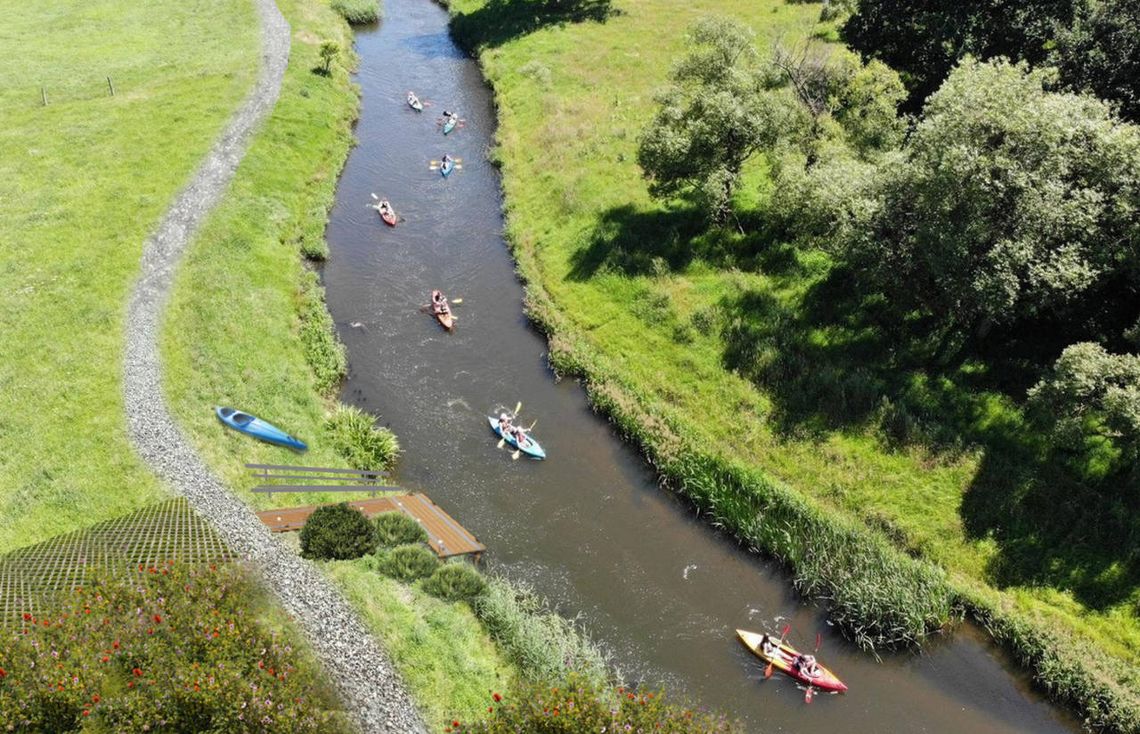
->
[
  {"left": 760, "top": 634, "right": 780, "bottom": 657},
  {"left": 796, "top": 654, "right": 820, "bottom": 678},
  {"left": 497, "top": 412, "right": 513, "bottom": 433}
]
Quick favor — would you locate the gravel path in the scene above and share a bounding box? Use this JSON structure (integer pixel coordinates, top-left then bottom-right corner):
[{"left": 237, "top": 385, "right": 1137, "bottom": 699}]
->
[{"left": 123, "top": 2, "right": 427, "bottom": 732}]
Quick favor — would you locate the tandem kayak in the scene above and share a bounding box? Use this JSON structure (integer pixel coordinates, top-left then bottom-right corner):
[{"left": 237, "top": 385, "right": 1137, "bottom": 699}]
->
[
  {"left": 442, "top": 114, "right": 458, "bottom": 134},
  {"left": 487, "top": 416, "right": 546, "bottom": 459},
  {"left": 430, "top": 290, "right": 454, "bottom": 330},
  {"left": 440, "top": 157, "right": 455, "bottom": 177},
  {"left": 376, "top": 200, "right": 397, "bottom": 226},
  {"left": 407, "top": 92, "right": 423, "bottom": 111},
  {"left": 215, "top": 407, "right": 307, "bottom": 451},
  {"left": 736, "top": 630, "right": 847, "bottom": 693}
]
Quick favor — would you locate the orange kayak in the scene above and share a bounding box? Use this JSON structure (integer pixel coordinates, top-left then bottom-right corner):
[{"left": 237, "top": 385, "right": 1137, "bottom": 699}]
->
[
  {"left": 737, "top": 629, "right": 848, "bottom": 693},
  {"left": 430, "top": 290, "right": 454, "bottom": 331}
]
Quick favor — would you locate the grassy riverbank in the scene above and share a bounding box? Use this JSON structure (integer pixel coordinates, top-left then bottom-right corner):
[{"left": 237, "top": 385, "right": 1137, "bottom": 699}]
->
[
  {"left": 0, "top": 0, "right": 259, "bottom": 553},
  {"left": 445, "top": 0, "right": 1140, "bottom": 728}
]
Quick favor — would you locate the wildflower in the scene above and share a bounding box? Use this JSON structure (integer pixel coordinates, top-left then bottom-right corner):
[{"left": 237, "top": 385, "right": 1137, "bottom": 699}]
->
[
  {"left": 492, "top": 692, "right": 502, "bottom": 702},
  {"left": 153, "top": 614, "right": 162, "bottom": 624},
  {"left": 82, "top": 710, "right": 90, "bottom": 717},
  {"left": 452, "top": 721, "right": 460, "bottom": 728},
  {"left": 22, "top": 613, "right": 31, "bottom": 621},
  {"left": 92, "top": 694, "right": 100, "bottom": 703},
  {"left": 0, "top": 667, "right": 6, "bottom": 678},
  {"left": 101, "top": 656, "right": 109, "bottom": 663},
  {"left": 133, "top": 667, "right": 143, "bottom": 677},
  {"left": 113, "top": 640, "right": 120, "bottom": 649}
]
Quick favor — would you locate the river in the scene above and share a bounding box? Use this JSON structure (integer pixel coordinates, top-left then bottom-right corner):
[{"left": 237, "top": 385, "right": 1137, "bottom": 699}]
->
[{"left": 320, "top": 0, "right": 1081, "bottom": 730}]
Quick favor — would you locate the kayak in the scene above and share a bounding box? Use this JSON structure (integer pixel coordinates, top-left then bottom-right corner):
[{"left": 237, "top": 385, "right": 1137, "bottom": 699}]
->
[
  {"left": 430, "top": 290, "right": 454, "bottom": 330},
  {"left": 736, "top": 630, "right": 847, "bottom": 693},
  {"left": 377, "top": 201, "right": 397, "bottom": 226},
  {"left": 442, "top": 115, "right": 458, "bottom": 134},
  {"left": 215, "top": 406, "right": 307, "bottom": 452},
  {"left": 407, "top": 92, "right": 423, "bottom": 111},
  {"left": 440, "top": 158, "right": 454, "bottom": 177},
  {"left": 487, "top": 416, "right": 546, "bottom": 459}
]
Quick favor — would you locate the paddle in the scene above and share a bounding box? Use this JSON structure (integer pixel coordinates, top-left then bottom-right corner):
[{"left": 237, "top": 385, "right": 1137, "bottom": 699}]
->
[
  {"left": 765, "top": 624, "right": 791, "bottom": 680},
  {"left": 802, "top": 632, "right": 823, "bottom": 703},
  {"left": 510, "top": 420, "right": 539, "bottom": 460}
]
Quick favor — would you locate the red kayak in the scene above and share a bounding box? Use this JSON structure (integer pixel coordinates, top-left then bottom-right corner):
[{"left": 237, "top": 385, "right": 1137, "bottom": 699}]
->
[
  {"left": 376, "top": 200, "right": 397, "bottom": 226},
  {"left": 737, "top": 629, "right": 848, "bottom": 693}
]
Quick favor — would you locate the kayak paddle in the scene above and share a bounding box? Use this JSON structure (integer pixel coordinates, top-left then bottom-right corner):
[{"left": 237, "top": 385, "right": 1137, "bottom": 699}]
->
[{"left": 765, "top": 624, "right": 791, "bottom": 680}]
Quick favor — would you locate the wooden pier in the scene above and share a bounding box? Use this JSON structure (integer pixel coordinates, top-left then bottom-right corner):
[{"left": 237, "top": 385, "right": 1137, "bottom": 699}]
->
[{"left": 257, "top": 493, "right": 484, "bottom": 561}]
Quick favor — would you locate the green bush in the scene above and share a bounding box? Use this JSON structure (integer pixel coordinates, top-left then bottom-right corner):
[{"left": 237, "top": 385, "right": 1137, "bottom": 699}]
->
[
  {"left": 376, "top": 543, "right": 439, "bottom": 581},
  {"left": 0, "top": 563, "right": 348, "bottom": 732},
  {"left": 460, "top": 672, "right": 739, "bottom": 733},
  {"left": 375, "top": 511, "right": 428, "bottom": 547},
  {"left": 331, "top": 0, "right": 380, "bottom": 24},
  {"left": 423, "top": 562, "right": 486, "bottom": 602},
  {"left": 324, "top": 404, "right": 401, "bottom": 471},
  {"left": 298, "top": 270, "right": 346, "bottom": 394},
  {"left": 300, "top": 502, "right": 378, "bottom": 560},
  {"left": 474, "top": 577, "right": 609, "bottom": 687}
]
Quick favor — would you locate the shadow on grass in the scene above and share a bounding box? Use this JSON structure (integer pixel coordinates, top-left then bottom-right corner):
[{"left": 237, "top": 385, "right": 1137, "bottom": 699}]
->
[
  {"left": 720, "top": 266, "right": 1140, "bottom": 611},
  {"left": 450, "top": 0, "right": 616, "bottom": 52},
  {"left": 567, "top": 204, "right": 787, "bottom": 281}
]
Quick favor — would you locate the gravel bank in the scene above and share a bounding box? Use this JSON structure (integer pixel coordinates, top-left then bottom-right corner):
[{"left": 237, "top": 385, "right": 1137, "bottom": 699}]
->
[{"left": 123, "top": 2, "right": 427, "bottom": 731}]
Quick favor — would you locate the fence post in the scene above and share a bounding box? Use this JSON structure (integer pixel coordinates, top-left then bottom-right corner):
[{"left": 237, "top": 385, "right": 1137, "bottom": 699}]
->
[{"left": 107, "top": 76, "right": 115, "bottom": 97}]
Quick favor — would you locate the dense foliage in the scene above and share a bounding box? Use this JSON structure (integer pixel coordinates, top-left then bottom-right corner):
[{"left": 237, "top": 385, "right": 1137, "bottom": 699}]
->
[
  {"left": 1054, "top": 0, "right": 1140, "bottom": 121},
  {"left": 299, "top": 502, "right": 378, "bottom": 560},
  {"left": 0, "top": 563, "right": 347, "bottom": 732},
  {"left": 842, "top": 59, "right": 1140, "bottom": 351},
  {"left": 324, "top": 404, "right": 401, "bottom": 471},
  {"left": 374, "top": 511, "right": 429, "bottom": 547},
  {"left": 423, "top": 562, "right": 487, "bottom": 602},
  {"left": 375, "top": 543, "right": 440, "bottom": 581},
  {"left": 331, "top": 0, "right": 380, "bottom": 25},
  {"left": 456, "top": 674, "right": 739, "bottom": 733}
]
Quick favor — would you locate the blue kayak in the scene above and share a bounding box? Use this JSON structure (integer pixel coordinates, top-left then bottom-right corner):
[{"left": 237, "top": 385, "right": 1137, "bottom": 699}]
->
[
  {"left": 443, "top": 115, "right": 458, "bottom": 134},
  {"left": 215, "top": 407, "right": 307, "bottom": 451},
  {"left": 440, "top": 157, "right": 455, "bottom": 177},
  {"left": 487, "top": 416, "right": 546, "bottom": 459}
]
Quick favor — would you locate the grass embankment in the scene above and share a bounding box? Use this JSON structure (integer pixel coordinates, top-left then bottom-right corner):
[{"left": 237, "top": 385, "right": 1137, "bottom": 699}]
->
[
  {"left": 444, "top": 0, "right": 1140, "bottom": 728},
  {"left": 0, "top": 0, "right": 259, "bottom": 553},
  {"left": 161, "top": 0, "right": 398, "bottom": 509}
]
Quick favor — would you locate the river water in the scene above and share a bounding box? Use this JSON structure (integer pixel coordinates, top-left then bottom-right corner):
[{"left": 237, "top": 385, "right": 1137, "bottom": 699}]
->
[{"left": 321, "top": 0, "right": 1080, "bottom": 730}]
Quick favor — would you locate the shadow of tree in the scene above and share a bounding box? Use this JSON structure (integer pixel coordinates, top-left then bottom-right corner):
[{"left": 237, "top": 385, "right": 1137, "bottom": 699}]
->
[
  {"left": 719, "top": 267, "right": 1140, "bottom": 610},
  {"left": 450, "top": 0, "right": 616, "bottom": 52}
]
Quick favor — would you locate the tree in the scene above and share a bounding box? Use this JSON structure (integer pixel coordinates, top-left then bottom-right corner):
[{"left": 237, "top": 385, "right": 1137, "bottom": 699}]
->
[
  {"left": 842, "top": 0, "right": 1079, "bottom": 111},
  {"left": 637, "top": 17, "right": 797, "bottom": 223},
  {"left": 318, "top": 40, "right": 340, "bottom": 75},
  {"left": 1028, "top": 342, "right": 1140, "bottom": 479},
  {"left": 1053, "top": 0, "right": 1140, "bottom": 122},
  {"left": 843, "top": 59, "right": 1140, "bottom": 351}
]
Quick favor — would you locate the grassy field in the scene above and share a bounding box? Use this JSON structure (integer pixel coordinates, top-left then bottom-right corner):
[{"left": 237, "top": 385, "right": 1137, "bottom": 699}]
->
[
  {"left": 0, "top": 0, "right": 258, "bottom": 553},
  {"left": 327, "top": 560, "right": 517, "bottom": 728},
  {"left": 444, "top": 0, "right": 1140, "bottom": 724}
]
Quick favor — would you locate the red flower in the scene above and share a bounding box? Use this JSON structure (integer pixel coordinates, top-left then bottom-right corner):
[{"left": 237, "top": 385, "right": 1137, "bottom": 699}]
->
[
  {"left": 92, "top": 694, "right": 100, "bottom": 703},
  {"left": 82, "top": 710, "right": 90, "bottom": 717},
  {"left": 22, "top": 613, "right": 31, "bottom": 621},
  {"left": 492, "top": 692, "right": 502, "bottom": 702},
  {"left": 153, "top": 614, "right": 162, "bottom": 624},
  {"left": 112, "top": 640, "right": 120, "bottom": 649},
  {"left": 487, "top": 707, "right": 493, "bottom": 713},
  {"left": 133, "top": 667, "right": 143, "bottom": 677},
  {"left": 452, "top": 721, "right": 460, "bottom": 728},
  {"left": 101, "top": 656, "right": 109, "bottom": 663},
  {"left": 0, "top": 667, "right": 7, "bottom": 678}
]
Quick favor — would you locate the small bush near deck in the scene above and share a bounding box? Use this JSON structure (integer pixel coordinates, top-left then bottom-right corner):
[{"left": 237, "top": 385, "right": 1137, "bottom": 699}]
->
[
  {"left": 331, "top": 0, "right": 380, "bottom": 24},
  {"left": 375, "top": 511, "right": 428, "bottom": 547},
  {"left": 423, "top": 562, "right": 486, "bottom": 602},
  {"left": 459, "top": 672, "right": 740, "bottom": 733},
  {"left": 377, "top": 543, "right": 439, "bottom": 581},
  {"left": 300, "top": 502, "right": 378, "bottom": 560},
  {"left": 324, "top": 404, "right": 401, "bottom": 471},
  {"left": 0, "top": 563, "right": 347, "bottom": 732}
]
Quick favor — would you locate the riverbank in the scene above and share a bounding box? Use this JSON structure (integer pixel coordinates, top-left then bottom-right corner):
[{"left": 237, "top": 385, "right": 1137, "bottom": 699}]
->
[
  {"left": 442, "top": 0, "right": 1140, "bottom": 730},
  {"left": 0, "top": 0, "right": 258, "bottom": 554}
]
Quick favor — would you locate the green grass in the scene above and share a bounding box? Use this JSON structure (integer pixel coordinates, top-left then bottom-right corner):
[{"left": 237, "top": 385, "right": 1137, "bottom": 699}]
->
[
  {"left": 444, "top": 0, "right": 1140, "bottom": 726},
  {"left": 160, "top": 0, "right": 389, "bottom": 511},
  {"left": 326, "top": 559, "right": 517, "bottom": 729},
  {"left": 332, "top": 0, "right": 381, "bottom": 24},
  {"left": 0, "top": 0, "right": 258, "bottom": 553}
]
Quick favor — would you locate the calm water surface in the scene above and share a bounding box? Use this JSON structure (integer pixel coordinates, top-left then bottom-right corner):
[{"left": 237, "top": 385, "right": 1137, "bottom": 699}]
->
[{"left": 322, "top": 1, "right": 1081, "bottom": 731}]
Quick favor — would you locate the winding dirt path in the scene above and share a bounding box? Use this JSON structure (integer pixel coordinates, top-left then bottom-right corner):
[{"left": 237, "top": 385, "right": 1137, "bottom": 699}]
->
[{"left": 123, "top": 2, "right": 426, "bottom": 731}]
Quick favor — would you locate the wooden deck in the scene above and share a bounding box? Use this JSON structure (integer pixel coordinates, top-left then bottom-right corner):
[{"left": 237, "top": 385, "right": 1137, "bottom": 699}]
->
[{"left": 257, "top": 494, "right": 484, "bottom": 560}]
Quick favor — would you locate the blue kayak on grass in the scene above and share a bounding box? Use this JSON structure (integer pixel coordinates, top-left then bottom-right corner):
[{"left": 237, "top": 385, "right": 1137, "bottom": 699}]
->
[
  {"left": 215, "top": 406, "right": 307, "bottom": 451},
  {"left": 487, "top": 416, "right": 546, "bottom": 459}
]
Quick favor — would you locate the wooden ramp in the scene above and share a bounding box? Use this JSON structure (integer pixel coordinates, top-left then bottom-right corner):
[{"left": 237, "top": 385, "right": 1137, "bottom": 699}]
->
[{"left": 257, "top": 494, "right": 484, "bottom": 561}]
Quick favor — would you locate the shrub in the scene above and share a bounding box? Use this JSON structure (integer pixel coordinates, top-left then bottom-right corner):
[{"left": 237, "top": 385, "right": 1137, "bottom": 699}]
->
[
  {"left": 374, "top": 511, "right": 428, "bottom": 547},
  {"left": 324, "top": 404, "right": 401, "bottom": 472},
  {"left": 0, "top": 563, "right": 348, "bottom": 732},
  {"left": 300, "top": 502, "right": 378, "bottom": 560},
  {"left": 376, "top": 543, "right": 439, "bottom": 581},
  {"left": 298, "top": 270, "right": 346, "bottom": 393},
  {"left": 423, "top": 562, "right": 486, "bottom": 602},
  {"left": 331, "top": 0, "right": 380, "bottom": 24},
  {"left": 474, "top": 577, "right": 609, "bottom": 687},
  {"left": 461, "top": 672, "right": 739, "bottom": 733}
]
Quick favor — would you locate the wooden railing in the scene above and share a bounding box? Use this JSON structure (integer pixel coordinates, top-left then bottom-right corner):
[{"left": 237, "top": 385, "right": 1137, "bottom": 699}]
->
[{"left": 246, "top": 464, "right": 400, "bottom": 499}]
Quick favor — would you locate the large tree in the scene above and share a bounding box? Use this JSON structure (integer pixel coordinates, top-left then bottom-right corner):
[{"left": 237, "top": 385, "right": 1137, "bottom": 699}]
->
[
  {"left": 843, "top": 59, "right": 1140, "bottom": 350},
  {"left": 637, "top": 17, "right": 797, "bottom": 223},
  {"left": 841, "top": 0, "right": 1079, "bottom": 111},
  {"left": 1053, "top": 0, "right": 1140, "bottom": 122}
]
